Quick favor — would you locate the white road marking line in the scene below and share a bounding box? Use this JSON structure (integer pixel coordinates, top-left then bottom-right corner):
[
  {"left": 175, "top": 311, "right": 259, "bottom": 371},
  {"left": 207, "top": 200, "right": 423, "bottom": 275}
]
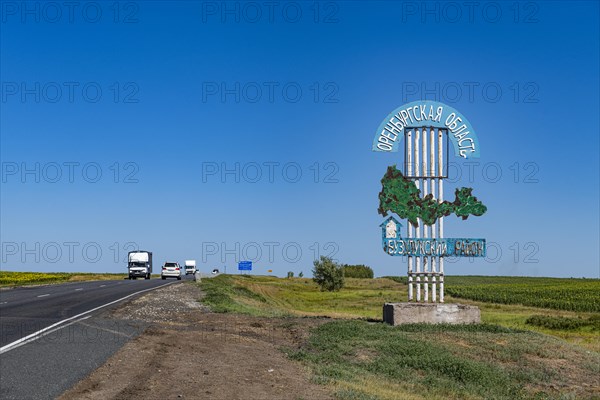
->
[
  {"left": 78, "top": 321, "right": 134, "bottom": 339},
  {"left": 3, "top": 315, "right": 92, "bottom": 351},
  {"left": 75, "top": 288, "right": 83, "bottom": 291},
  {"left": 0, "top": 281, "right": 175, "bottom": 355},
  {"left": 0, "top": 302, "right": 7, "bottom": 305},
  {"left": 37, "top": 294, "right": 50, "bottom": 298}
]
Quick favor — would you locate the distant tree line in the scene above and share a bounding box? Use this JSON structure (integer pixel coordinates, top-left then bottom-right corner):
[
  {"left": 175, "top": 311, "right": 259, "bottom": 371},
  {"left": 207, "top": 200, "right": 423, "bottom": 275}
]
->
[
  {"left": 312, "top": 259, "right": 375, "bottom": 292},
  {"left": 342, "top": 264, "right": 374, "bottom": 279}
]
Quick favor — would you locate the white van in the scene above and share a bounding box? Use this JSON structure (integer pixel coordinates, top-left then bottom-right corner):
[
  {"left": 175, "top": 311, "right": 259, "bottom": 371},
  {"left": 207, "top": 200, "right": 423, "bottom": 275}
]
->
[
  {"left": 184, "top": 260, "right": 196, "bottom": 275},
  {"left": 128, "top": 251, "right": 152, "bottom": 280}
]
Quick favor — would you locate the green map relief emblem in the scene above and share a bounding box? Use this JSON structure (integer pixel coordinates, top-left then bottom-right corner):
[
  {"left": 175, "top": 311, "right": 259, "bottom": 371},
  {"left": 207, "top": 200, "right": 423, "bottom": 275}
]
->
[{"left": 378, "top": 165, "right": 487, "bottom": 227}]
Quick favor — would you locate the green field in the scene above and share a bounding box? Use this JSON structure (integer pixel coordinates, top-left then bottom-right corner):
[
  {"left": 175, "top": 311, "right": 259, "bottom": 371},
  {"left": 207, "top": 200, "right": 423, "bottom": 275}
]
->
[
  {"left": 199, "top": 275, "right": 600, "bottom": 351},
  {"left": 198, "top": 275, "right": 600, "bottom": 400},
  {"left": 0, "top": 271, "right": 127, "bottom": 287},
  {"left": 200, "top": 274, "right": 407, "bottom": 318},
  {"left": 444, "top": 276, "right": 600, "bottom": 312}
]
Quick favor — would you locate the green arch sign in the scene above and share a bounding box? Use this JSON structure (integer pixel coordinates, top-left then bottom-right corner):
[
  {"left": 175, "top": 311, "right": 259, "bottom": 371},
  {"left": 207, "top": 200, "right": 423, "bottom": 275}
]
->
[{"left": 372, "top": 100, "right": 480, "bottom": 159}]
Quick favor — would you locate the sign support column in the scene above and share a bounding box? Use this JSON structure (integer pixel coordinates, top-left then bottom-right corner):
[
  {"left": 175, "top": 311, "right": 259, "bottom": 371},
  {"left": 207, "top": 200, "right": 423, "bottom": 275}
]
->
[
  {"left": 430, "top": 127, "right": 437, "bottom": 302},
  {"left": 438, "top": 129, "right": 444, "bottom": 303},
  {"left": 406, "top": 130, "right": 413, "bottom": 301},
  {"left": 415, "top": 128, "right": 421, "bottom": 302}
]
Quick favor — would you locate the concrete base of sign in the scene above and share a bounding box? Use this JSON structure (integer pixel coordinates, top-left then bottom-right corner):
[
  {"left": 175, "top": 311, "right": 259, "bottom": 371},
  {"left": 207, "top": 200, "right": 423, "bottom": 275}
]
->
[{"left": 383, "top": 302, "right": 480, "bottom": 325}]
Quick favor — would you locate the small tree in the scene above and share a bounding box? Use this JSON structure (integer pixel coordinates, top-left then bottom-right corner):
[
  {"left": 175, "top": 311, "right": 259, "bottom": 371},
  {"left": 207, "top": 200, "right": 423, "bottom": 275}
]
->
[
  {"left": 312, "top": 256, "right": 345, "bottom": 292},
  {"left": 298, "top": 271, "right": 304, "bottom": 278},
  {"left": 287, "top": 271, "right": 294, "bottom": 278}
]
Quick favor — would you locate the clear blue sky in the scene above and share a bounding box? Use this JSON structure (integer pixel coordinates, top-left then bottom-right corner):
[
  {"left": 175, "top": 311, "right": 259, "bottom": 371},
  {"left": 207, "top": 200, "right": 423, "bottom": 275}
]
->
[{"left": 1, "top": 1, "right": 598, "bottom": 278}]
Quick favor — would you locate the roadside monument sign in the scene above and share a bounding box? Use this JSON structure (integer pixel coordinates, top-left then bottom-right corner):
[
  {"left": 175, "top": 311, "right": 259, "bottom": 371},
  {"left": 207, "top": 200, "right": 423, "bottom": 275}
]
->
[{"left": 373, "top": 100, "right": 487, "bottom": 324}]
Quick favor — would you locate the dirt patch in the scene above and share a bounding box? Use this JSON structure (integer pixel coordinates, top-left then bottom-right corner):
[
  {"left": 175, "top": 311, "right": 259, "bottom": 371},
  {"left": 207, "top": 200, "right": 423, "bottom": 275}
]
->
[{"left": 59, "top": 282, "right": 333, "bottom": 400}]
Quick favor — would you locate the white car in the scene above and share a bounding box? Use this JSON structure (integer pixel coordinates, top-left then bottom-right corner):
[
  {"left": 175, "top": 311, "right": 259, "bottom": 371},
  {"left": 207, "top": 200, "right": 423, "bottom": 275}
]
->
[{"left": 161, "top": 262, "right": 182, "bottom": 280}]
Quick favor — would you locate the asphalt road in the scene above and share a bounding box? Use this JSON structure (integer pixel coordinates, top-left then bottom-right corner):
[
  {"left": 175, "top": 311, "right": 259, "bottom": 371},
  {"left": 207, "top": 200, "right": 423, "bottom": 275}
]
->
[
  {"left": 0, "top": 278, "right": 183, "bottom": 347},
  {"left": 0, "top": 276, "right": 192, "bottom": 399}
]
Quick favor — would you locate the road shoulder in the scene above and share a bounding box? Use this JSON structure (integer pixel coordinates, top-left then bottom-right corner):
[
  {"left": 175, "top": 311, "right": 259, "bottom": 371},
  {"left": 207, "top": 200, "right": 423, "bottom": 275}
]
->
[{"left": 59, "top": 282, "right": 334, "bottom": 400}]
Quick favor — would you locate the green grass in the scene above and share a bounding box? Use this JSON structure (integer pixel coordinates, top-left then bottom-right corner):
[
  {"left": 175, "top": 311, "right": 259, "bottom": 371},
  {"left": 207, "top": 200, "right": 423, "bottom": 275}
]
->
[
  {"left": 199, "top": 275, "right": 600, "bottom": 399},
  {"left": 200, "top": 274, "right": 283, "bottom": 316},
  {"left": 285, "top": 320, "right": 600, "bottom": 400},
  {"left": 0, "top": 271, "right": 127, "bottom": 287},
  {"left": 442, "top": 277, "right": 600, "bottom": 351},
  {"left": 200, "top": 274, "right": 600, "bottom": 350},
  {"left": 200, "top": 274, "right": 407, "bottom": 318},
  {"left": 199, "top": 275, "right": 600, "bottom": 352}
]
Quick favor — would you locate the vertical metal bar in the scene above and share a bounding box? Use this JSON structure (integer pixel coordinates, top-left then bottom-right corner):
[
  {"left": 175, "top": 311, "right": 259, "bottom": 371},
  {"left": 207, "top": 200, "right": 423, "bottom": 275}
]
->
[
  {"left": 406, "top": 130, "right": 413, "bottom": 302},
  {"left": 422, "top": 127, "right": 429, "bottom": 302},
  {"left": 415, "top": 128, "right": 421, "bottom": 302},
  {"left": 430, "top": 127, "right": 437, "bottom": 302},
  {"left": 438, "top": 129, "right": 444, "bottom": 303}
]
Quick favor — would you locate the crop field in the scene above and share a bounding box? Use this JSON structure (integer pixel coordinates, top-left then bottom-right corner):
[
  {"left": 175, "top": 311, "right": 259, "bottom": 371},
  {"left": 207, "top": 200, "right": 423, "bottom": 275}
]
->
[
  {"left": 444, "top": 276, "right": 600, "bottom": 312},
  {"left": 0, "top": 271, "right": 127, "bottom": 287}
]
